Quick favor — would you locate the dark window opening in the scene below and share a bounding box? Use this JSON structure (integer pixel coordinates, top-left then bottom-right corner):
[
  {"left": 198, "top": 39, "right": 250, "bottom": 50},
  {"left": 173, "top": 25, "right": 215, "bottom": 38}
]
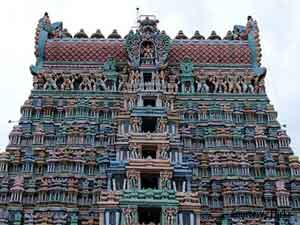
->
[
  {"left": 141, "top": 117, "right": 157, "bottom": 133},
  {"left": 173, "top": 178, "right": 187, "bottom": 192},
  {"left": 111, "top": 175, "right": 125, "bottom": 190},
  {"left": 138, "top": 207, "right": 161, "bottom": 224},
  {"left": 143, "top": 98, "right": 156, "bottom": 107},
  {"left": 142, "top": 145, "right": 157, "bottom": 159},
  {"left": 143, "top": 73, "right": 152, "bottom": 82},
  {"left": 141, "top": 173, "right": 159, "bottom": 189},
  {"left": 178, "top": 212, "right": 195, "bottom": 225}
]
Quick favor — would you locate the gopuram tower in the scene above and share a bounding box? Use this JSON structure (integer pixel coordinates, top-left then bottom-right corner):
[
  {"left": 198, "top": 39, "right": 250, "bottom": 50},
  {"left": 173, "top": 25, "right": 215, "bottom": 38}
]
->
[{"left": 0, "top": 12, "right": 300, "bottom": 225}]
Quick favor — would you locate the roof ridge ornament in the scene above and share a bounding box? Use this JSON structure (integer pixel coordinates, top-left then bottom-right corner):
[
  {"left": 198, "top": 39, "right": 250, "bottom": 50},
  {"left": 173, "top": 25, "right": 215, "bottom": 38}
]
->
[
  {"left": 30, "top": 12, "right": 62, "bottom": 75},
  {"left": 233, "top": 16, "right": 266, "bottom": 76}
]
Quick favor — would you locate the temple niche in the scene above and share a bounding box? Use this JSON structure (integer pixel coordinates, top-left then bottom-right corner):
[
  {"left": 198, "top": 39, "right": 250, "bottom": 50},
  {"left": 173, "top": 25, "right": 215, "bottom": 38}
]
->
[
  {"left": 140, "top": 41, "right": 155, "bottom": 65},
  {"left": 0, "top": 12, "right": 299, "bottom": 225}
]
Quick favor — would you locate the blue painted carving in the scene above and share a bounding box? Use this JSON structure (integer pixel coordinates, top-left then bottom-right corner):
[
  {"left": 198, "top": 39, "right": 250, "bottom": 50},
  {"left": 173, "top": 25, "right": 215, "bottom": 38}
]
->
[
  {"left": 233, "top": 16, "right": 266, "bottom": 76},
  {"left": 30, "top": 13, "right": 62, "bottom": 75}
]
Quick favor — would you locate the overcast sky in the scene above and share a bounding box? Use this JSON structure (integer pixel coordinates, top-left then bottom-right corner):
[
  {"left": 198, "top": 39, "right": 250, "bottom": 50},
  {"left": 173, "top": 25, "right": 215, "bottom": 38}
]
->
[{"left": 0, "top": 0, "right": 299, "bottom": 154}]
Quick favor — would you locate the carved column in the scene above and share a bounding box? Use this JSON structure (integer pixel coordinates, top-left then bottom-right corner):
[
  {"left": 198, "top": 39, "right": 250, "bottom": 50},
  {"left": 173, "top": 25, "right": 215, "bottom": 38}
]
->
[
  {"left": 127, "top": 169, "right": 140, "bottom": 190},
  {"left": 121, "top": 206, "right": 137, "bottom": 225},
  {"left": 162, "top": 207, "right": 178, "bottom": 225},
  {"left": 98, "top": 208, "right": 105, "bottom": 225}
]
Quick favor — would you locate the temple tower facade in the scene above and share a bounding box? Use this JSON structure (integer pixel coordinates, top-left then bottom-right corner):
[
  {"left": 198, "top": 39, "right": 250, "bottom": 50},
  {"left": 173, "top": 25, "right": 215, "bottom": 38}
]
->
[{"left": 0, "top": 13, "right": 300, "bottom": 225}]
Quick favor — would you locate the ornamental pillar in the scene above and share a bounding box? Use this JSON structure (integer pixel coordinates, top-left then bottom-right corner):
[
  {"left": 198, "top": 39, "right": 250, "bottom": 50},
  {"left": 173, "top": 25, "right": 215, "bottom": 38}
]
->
[{"left": 162, "top": 207, "right": 178, "bottom": 225}]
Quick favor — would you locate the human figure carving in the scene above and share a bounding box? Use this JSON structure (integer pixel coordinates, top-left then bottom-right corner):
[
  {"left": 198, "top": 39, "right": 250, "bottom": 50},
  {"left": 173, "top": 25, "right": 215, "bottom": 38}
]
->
[
  {"left": 123, "top": 208, "right": 135, "bottom": 225},
  {"left": 164, "top": 208, "right": 176, "bottom": 225},
  {"left": 255, "top": 76, "right": 265, "bottom": 94},
  {"left": 43, "top": 73, "right": 57, "bottom": 90},
  {"left": 158, "top": 117, "right": 167, "bottom": 133},
  {"left": 61, "top": 74, "right": 74, "bottom": 90},
  {"left": 80, "top": 76, "right": 92, "bottom": 90},
  {"left": 131, "top": 117, "right": 141, "bottom": 133},
  {"left": 130, "top": 143, "right": 140, "bottom": 159},
  {"left": 96, "top": 74, "right": 107, "bottom": 90},
  {"left": 243, "top": 73, "right": 254, "bottom": 93},
  {"left": 230, "top": 74, "right": 242, "bottom": 93},
  {"left": 143, "top": 44, "right": 154, "bottom": 59},
  {"left": 196, "top": 75, "right": 209, "bottom": 93},
  {"left": 159, "top": 144, "right": 169, "bottom": 159}
]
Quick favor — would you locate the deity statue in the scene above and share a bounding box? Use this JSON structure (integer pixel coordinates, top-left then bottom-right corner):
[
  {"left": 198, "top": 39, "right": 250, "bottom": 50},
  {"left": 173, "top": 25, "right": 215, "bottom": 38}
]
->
[
  {"left": 14, "top": 211, "right": 22, "bottom": 225},
  {"left": 196, "top": 75, "right": 209, "bottom": 93},
  {"left": 229, "top": 74, "right": 242, "bottom": 93},
  {"left": 33, "top": 75, "right": 40, "bottom": 89},
  {"left": 118, "top": 68, "right": 128, "bottom": 91},
  {"left": 242, "top": 71, "right": 254, "bottom": 93},
  {"left": 153, "top": 72, "right": 160, "bottom": 89},
  {"left": 279, "top": 218, "right": 286, "bottom": 225},
  {"left": 43, "top": 73, "right": 57, "bottom": 90},
  {"left": 160, "top": 173, "right": 172, "bottom": 190},
  {"left": 123, "top": 208, "right": 135, "bottom": 225},
  {"left": 215, "top": 75, "right": 226, "bottom": 93},
  {"left": 164, "top": 208, "right": 176, "bottom": 225},
  {"left": 71, "top": 213, "right": 78, "bottom": 225},
  {"left": 80, "top": 76, "right": 92, "bottom": 90},
  {"left": 131, "top": 117, "right": 141, "bottom": 133},
  {"left": 129, "top": 143, "right": 140, "bottom": 159},
  {"left": 142, "top": 44, "right": 154, "bottom": 59},
  {"left": 158, "top": 117, "right": 167, "bottom": 133},
  {"left": 96, "top": 74, "right": 107, "bottom": 91},
  {"left": 255, "top": 76, "right": 265, "bottom": 94},
  {"left": 221, "top": 218, "right": 229, "bottom": 225},
  {"left": 61, "top": 74, "right": 74, "bottom": 90},
  {"left": 159, "top": 70, "right": 166, "bottom": 87},
  {"left": 159, "top": 144, "right": 169, "bottom": 160}
]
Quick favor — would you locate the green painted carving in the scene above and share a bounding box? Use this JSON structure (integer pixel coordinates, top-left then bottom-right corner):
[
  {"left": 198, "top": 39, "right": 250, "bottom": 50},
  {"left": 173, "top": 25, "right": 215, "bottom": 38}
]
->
[
  {"left": 222, "top": 217, "right": 229, "bottom": 225},
  {"left": 13, "top": 212, "right": 22, "bottom": 225},
  {"left": 121, "top": 206, "right": 138, "bottom": 225},
  {"left": 160, "top": 176, "right": 171, "bottom": 190},
  {"left": 180, "top": 58, "right": 195, "bottom": 93},
  {"left": 125, "top": 31, "right": 141, "bottom": 68},
  {"left": 71, "top": 213, "right": 78, "bottom": 225},
  {"left": 279, "top": 218, "right": 286, "bottom": 225},
  {"left": 180, "top": 58, "right": 193, "bottom": 75},
  {"left": 120, "top": 189, "right": 178, "bottom": 207},
  {"left": 103, "top": 57, "right": 118, "bottom": 82}
]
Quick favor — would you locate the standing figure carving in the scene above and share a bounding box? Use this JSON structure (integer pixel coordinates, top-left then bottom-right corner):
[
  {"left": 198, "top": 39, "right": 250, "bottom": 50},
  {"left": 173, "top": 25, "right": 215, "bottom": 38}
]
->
[
  {"left": 131, "top": 117, "right": 141, "bottom": 133},
  {"left": 158, "top": 117, "right": 167, "bottom": 133},
  {"left": 43, "top": 73, "right": 57, "bottom": 90},
  {"left": 123, "top": 208, "right": 136, "bottom": 225},
  {"left": 164, "top": 208, "right": 177, "bottom": 225}
]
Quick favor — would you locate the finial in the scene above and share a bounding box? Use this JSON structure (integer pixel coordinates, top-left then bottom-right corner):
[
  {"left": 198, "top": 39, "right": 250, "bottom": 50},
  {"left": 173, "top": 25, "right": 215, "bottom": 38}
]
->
[
  {"left": 108, "top": 29, "right": 122, "bottom": 39},
  {"left": 62, "top": 28, "right": 72, "bottom": 38},
  {"left": 175, "top": 30, "right": 188, "bottom": 39},
  {"left": 223, "top": 30, "right": 234, "bottom": 40},
  {"left": 74, "top": 29, "right": 88, "bottom": 38},
  {"left": 91, "top": 29, "right": 105, "bottom": 39},
  {"left": 208, "top": 30, "right": 221, "bottom": 40},
  {"left": 191, "top": 30, "right": 205, "bottom": 40}
]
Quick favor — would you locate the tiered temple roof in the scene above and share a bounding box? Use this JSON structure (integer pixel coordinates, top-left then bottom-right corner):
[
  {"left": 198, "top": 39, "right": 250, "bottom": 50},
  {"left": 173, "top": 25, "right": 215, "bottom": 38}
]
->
[{"left": 0, "top": 12, "right": 298, "bottom": 225}]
